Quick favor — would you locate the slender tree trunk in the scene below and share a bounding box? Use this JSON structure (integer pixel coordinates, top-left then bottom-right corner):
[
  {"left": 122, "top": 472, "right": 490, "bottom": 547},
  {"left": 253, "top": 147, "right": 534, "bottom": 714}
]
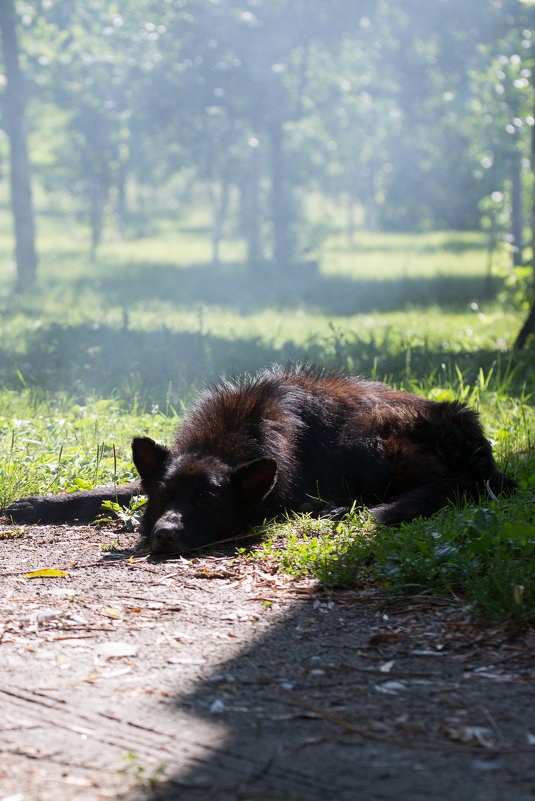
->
[
  {"left": 513, "top": 29, "right": 535, "bottom": 351},
  {"left": 89, "top": 181, "right": 107, "bottom": 261},
  {"left": 243, "top": 147, "right": 261, "bottom": 268},
  {"left": 511, "top": 146, "right": 523, "bottom": 267},
  {"left": 514, "top": 303, "right": 535, "bottom": 350},
  {"left": 0, "top": 1, "right": 37, "bottom": 290},
  {"left": 346, "top": 189, "right": 357, "bottom": 243},
  {"left": 485, "top": 213, "right": 495, "bottom": 298},
  {"left": 211, "top": 173, "right": 230, "bottom": 266},
  {"left": 116, "top": 162, "right": 127, "bottom": 233},
  {"left": 269, "top": 119, "right": 291, "bottom": 270},
  {"left": 364, "top": 166, "right": 378, "bottom": 232}
]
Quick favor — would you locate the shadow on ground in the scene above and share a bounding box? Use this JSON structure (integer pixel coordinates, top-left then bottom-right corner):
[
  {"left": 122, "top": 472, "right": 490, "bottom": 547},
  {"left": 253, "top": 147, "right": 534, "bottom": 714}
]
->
[
  {"left": 65, "top": 259, "right": 501, "bottom": 317},
  {"left": 122, "top": 589, "right": 535, "bottom": 801},
  {"left": 0, "top": 314, "right": 525, "bottom": 409}
]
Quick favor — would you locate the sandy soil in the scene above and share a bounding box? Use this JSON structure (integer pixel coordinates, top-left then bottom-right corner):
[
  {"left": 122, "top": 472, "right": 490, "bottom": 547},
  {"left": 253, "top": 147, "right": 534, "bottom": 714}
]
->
[{"left": 1, "top": 521, "right": 535, "bottom": 801}]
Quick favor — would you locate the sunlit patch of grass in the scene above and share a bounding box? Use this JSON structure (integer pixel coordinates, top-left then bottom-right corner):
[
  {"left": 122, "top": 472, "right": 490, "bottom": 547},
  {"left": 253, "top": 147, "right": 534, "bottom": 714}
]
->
[
  {"left": 0, "top": 390, "right": 177, "bottom": 507},
  {"left": 254, "top": 488, "right": 535, "bottom": 628},
  {"left": 246, "top": 509, "right": 377, "bottom": 585}
]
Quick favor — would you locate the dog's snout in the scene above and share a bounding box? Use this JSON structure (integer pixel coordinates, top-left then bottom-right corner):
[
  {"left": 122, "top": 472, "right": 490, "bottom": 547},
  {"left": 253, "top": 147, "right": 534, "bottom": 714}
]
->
[{"left": 150, "top": 512, "right": 183, "bottom": 555}]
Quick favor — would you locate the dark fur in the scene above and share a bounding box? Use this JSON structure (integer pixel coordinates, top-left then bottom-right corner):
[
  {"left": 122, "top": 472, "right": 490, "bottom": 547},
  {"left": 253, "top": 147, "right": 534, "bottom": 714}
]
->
[{"left": 3, "top": 367, "right": 516, "bottom": 555}]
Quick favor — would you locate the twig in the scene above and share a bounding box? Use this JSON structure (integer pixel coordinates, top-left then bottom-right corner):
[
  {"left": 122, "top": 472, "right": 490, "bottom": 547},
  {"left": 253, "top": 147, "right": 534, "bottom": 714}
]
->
[{"left": 275, "top": 683, "right": 535, "bottom": 755}]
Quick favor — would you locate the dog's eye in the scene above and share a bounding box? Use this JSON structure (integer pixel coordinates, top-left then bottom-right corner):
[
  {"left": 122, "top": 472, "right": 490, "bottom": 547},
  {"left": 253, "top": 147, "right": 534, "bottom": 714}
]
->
[{"left": 195, "top": 490, "right": 216, "bottom": 508}]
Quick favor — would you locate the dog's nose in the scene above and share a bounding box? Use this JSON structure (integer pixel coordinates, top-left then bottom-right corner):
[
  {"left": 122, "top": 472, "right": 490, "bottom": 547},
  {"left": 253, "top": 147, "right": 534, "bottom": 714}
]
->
[{"left": 150, "top": 515, "right": 183, "bottom": 554}]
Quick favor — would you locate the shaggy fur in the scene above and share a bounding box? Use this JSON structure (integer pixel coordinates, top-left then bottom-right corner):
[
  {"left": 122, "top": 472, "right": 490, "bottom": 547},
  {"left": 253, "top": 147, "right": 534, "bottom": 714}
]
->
[{"left": 4, "top": 367, "right": 516, "bottom": 554}]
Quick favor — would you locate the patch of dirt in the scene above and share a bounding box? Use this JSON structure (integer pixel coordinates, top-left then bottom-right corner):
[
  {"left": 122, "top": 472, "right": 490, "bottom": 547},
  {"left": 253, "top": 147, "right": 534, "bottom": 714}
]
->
[{"left": 1, "top": 522, "right": 535, "bottom": 801}]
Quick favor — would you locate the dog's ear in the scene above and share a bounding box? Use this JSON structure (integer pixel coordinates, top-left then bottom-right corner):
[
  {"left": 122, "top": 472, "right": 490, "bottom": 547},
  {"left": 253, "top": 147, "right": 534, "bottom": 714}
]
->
[
  {"left": 131, "top": 437, "right": 170, "bottom": 482},
  {"left": 231, "top": 458, "right": 278, "bottom": 505}
]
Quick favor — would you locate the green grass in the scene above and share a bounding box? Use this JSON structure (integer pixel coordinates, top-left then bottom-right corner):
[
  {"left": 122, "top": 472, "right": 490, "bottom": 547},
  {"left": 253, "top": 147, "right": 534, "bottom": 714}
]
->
[
  {"left": 250, "top": 371, "right": 535, "bottom": 628},
  {"left": 0, "top": 201, "right": 534, "bottom": 626}
]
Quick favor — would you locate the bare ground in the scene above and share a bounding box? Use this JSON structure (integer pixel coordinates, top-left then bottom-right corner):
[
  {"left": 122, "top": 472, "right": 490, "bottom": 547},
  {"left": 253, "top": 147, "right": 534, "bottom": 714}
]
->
[{"left": 1, "top": 521, "right": 535, "bottom": 801}]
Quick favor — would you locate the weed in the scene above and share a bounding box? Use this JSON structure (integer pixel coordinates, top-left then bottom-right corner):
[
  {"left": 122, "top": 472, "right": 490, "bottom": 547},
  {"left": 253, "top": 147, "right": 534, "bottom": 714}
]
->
[
  {"left": 117, "top": 752, "right": 167, "bottom": 788},
  {"left": 98, "top": 540, "right": 121, "bottom": 552},
  {"left": 96, "top": 496, "right": 147, "bottom": 532},
  {"left": 0, "top": 528, "right": 24, "bottom": 539}
]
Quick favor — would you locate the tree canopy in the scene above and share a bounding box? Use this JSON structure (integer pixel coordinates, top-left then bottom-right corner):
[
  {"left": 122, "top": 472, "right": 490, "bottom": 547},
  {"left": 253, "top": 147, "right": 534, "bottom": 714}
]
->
[{"left": 1, "top": 0, "right": 535, "bottom": 273}]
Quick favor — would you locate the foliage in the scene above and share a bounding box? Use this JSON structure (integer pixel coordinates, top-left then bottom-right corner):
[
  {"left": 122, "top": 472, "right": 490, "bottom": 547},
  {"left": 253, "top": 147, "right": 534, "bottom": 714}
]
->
[
  {"left": 2, "top": 0, "right": 535, "bottom": 266},
  {"left": 97, "top": 496, "right": 147, "bottom": 531}
]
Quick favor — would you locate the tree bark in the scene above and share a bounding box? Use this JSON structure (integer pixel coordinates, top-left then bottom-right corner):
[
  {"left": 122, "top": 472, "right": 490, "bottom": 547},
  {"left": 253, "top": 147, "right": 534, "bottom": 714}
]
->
[
  {"left": 89, "top": 181, "right": 107, "bottom": 262},
  {"left": 242, "top": 147, "right": 261, "bottom": 268},
  {"left": 510, "top": 146, "right": 523, "bottom": 267},
  {"left": 514, "top": 302, "right": 535, "bottom": 350},
  {"left": 211, "top": 173, "right": 230, "bottom": 267},
  {"left": 116, "top": 161, "right": 127, "bottom": 233},
  {"left": 514, "top": 25, "right": 535, "bottom": 351},
  {"left": 269, "top": 119, "right": 291, "bottom": 270},
  {"left": 0, "top": 1, "right": 37, "bottom": 290}
]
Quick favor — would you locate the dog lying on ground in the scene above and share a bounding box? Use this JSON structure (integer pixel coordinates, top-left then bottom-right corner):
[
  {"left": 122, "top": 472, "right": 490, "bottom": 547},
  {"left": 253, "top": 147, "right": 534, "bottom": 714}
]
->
[{"left": 3, "top": 367, "right": 517, "bottom": 555}]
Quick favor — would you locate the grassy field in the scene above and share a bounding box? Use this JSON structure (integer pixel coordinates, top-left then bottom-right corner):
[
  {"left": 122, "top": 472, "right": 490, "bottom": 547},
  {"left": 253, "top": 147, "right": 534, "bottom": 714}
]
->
[{"left": 0, "top": 204, "right": 534, "bottom": 625}]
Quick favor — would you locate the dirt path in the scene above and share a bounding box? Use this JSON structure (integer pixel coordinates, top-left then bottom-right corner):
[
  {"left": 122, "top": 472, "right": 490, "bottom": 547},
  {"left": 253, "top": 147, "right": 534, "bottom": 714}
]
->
[{"left": 1, "top": 522, "right": 535, "bottom": 801}]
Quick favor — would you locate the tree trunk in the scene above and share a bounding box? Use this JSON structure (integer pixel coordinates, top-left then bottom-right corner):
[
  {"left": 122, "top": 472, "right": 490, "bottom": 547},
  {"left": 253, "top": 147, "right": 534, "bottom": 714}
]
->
[
  {"left": 0, "top": 1, "right": 37, "bottom": 290},
  {"left": 511, "top": 147, "right": 523, "bottom": 267},
  {"left": 89, "top": 181, "right": 107, "bottom": 261},
  {"left": 269, "top": 120, "right": 291, "bottom": 270},
  {"left": 211, "top": 173, "right": 230, "bottom": 267},
  {"left": 514, "top": 302, "right": 535, "bottom": 350},
  {"left": 346, "top": 190, "right": 356, "bottom": 244},
  {"left": 514, "top": 27, "right": 535, "bottom": 351},
  {"left": 116, "top": 162, "right": 128, "bottom": 233},
  {"left": 364, "top": 166, "right": 378, "bottom": 232},
  {"left": 531, "top": 51, "right": 535, "bottom": 290},
  {"left": 242, "top": 147, "right": 262, "bottom": 268}
]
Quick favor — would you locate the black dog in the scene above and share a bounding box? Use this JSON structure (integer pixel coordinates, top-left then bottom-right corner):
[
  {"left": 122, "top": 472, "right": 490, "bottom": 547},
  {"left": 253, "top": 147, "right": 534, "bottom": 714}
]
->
[{"left": 3, "top": 367, "right": 516, "bottom": 555}]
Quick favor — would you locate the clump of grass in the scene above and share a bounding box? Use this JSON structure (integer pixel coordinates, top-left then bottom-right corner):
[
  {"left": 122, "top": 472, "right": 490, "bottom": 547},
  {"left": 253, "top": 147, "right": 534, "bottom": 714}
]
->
[
  {"left": 0, "top": 389, "right": 176, "bottom": 508},
  {"left": 372, "top": 498, "right": 535, "bottom": 620},
  {"left": 255, "top": 491, "right": 535, "bottom": 628},
  {"left": 249, "top": 510, "right": 377, "bottom": 585},
  {"left": 96, "top": 496, "right": 147, "bottom": 532}
]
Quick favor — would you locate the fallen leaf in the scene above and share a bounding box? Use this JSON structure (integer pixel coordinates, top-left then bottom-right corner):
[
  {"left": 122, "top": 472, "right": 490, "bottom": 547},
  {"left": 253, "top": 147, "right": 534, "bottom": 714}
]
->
[
  {"left": 103, "top": 607, "right": 122, "bottom": 618},
  {"left": 442, "top": 723, "right": 495, "bottom": 748},
  {"left": 471, "top": 759, "right": 503, "bottom": 773},
  {"left": 375, "top": 681, "right": 407, "bottom": 695},
  {"left": 98, "top": 642, "right": 138, "bottom": 660},
  {"left": 25, "top": 569, "right": 69, "bottom": 578},
  {"left": 379, "top": 660, "right": 395, "bottom": 673}
]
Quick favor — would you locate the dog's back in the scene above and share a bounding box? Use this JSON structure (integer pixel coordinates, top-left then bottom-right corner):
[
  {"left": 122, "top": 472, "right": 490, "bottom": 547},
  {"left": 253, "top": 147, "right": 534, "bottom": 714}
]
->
[
  {"left": 160, "top": 366, "right": 512, "bottom": 524},
  {"left": 3, "top": 367, "right": 516, "bottom": 552}
]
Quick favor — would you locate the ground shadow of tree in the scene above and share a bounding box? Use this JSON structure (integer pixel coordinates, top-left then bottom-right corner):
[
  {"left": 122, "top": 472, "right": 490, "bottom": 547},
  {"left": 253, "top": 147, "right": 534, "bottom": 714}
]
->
[
  {"left": 0, "top": 325, "right": 293, "bottom": 407},
  {"left": 0, "top": 312, "right": 525, "bottom": 408},
  {"left": 62, "top": 259, "right": 504, "bottom": 317},
  {"left": 120, "top": 578, "right": 535, "bottom": 801}
]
